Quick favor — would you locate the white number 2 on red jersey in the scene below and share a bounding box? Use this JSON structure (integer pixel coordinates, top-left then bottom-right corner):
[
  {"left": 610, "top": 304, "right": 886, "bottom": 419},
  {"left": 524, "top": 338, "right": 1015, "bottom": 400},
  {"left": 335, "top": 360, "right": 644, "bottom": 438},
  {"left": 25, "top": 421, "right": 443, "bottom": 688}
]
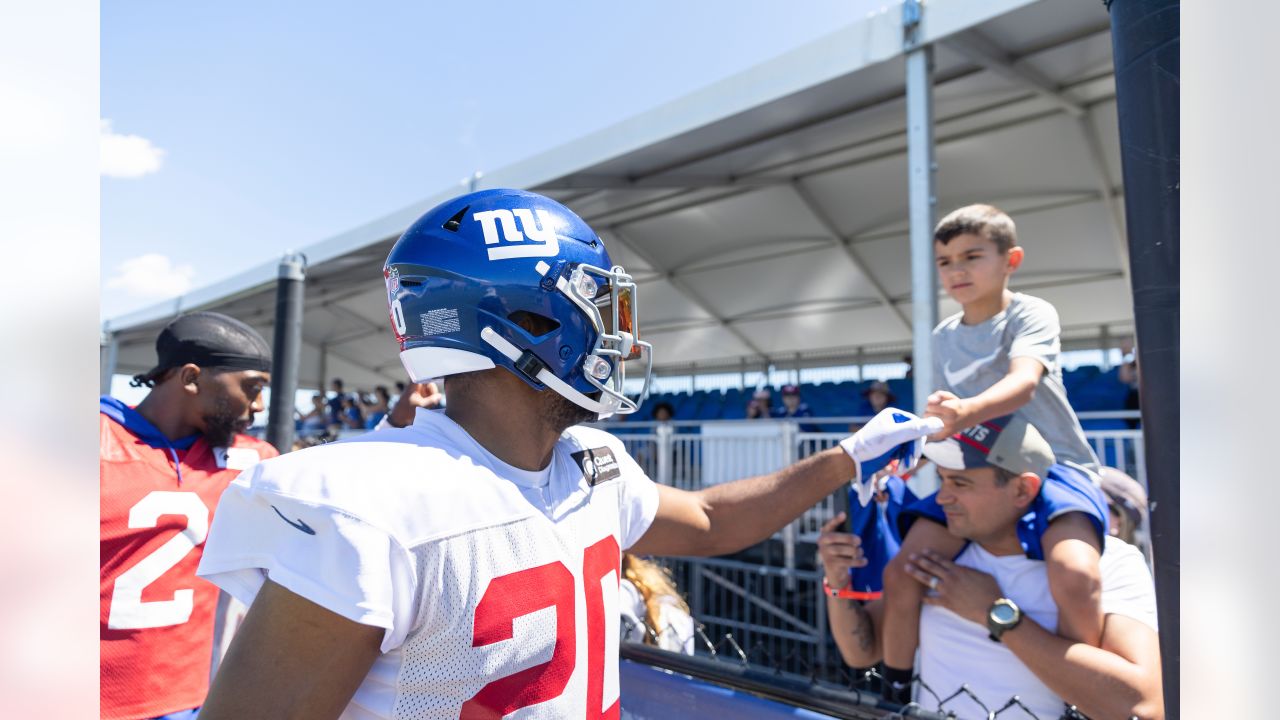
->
[{"left": 107, "top": 491, "right": 209, "bottom": 630}]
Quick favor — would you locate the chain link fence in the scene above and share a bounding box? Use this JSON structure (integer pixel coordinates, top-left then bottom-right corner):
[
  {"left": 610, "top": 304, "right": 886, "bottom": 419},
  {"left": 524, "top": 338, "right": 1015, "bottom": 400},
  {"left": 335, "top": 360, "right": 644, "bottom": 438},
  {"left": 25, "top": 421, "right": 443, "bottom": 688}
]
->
[{"left": 621, "top": 616, "right": 1109, "bottom": 720}]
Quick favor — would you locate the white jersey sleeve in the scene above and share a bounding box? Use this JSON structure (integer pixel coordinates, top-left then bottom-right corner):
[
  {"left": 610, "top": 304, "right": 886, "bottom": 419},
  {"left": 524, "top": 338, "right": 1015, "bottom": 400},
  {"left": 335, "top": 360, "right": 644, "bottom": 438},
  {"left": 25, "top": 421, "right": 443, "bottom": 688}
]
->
[
  {"left": 198, "top": 462, "right": 418, "bottom": 653},
  {"left": 610, "top": 436, "right": 660, "bottom": 550},
  {"left": 562, "top": 426, "right": 659, "bottom": 550}
]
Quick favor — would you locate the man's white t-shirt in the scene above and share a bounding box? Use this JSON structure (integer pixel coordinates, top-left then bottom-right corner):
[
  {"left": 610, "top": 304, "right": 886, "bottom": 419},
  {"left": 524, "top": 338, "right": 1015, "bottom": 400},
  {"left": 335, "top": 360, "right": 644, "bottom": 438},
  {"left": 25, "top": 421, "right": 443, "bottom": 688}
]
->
[
  {"left": 198, "top": 409, "right": 660, "bottom": 719},
  {"left": 917, "top": 536, "right": 1158, "bottom": 720}
]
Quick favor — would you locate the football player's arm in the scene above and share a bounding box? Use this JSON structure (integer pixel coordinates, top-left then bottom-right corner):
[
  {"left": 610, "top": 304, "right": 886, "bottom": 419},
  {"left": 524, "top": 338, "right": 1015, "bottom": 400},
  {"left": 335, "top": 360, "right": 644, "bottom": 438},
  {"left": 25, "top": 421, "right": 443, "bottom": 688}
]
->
[
  {"left": 199, "top": 579, "right": 384, "bottom": 720},
  {"left": 630, "top": 411, "right": 938, "bottom": 557},
  {"left": 629, "top": 447, "right": 855, "bottom": 556}
]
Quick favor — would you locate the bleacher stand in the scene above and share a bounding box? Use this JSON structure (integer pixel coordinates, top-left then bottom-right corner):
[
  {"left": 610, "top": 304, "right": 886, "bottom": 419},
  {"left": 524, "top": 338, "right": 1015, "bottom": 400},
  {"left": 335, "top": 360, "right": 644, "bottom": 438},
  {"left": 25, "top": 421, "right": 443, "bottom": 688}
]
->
[{"left": 630, "top": 366, "right": 1134, "bottom": 425}]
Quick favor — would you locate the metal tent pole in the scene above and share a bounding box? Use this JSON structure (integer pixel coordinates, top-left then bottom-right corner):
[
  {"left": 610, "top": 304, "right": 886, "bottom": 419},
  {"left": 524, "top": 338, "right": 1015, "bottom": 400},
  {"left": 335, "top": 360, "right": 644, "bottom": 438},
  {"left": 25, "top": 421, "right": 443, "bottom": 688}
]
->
[
  {"left": 905, "top": 0, "right": 938, "bottom": 416},
  {"left": 266, "top": 252, "right": 307, "bottom": 453},
  {"left": 1105, "top": 1, "right": 1179, "bottom": 716}
]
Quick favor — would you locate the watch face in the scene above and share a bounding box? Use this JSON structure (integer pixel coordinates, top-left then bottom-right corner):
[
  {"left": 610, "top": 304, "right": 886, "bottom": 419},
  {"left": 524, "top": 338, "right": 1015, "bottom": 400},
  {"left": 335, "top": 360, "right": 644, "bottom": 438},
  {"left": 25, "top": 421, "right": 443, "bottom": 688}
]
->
[{"left": 991, "top": 602, "right": 1018, "bottom": 624}]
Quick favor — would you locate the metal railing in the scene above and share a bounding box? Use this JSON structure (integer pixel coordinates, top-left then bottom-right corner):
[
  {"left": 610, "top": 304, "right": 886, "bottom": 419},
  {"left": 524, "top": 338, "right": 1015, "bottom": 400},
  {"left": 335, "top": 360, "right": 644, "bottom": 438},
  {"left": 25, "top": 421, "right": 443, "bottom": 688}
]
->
[{"left": 622, "top": 617, "right": 1105, "bottom": 719}]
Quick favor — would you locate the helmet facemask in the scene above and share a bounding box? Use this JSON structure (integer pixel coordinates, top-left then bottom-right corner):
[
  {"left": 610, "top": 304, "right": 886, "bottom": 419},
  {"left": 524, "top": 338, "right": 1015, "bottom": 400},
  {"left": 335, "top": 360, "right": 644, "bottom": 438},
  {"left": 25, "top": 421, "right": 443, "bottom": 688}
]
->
[
  {"left": 474, "top": 261, "right": 652, "bottom": 420},
  {"left": 559, "top": 263, "right": 653, "bottom": 417}
]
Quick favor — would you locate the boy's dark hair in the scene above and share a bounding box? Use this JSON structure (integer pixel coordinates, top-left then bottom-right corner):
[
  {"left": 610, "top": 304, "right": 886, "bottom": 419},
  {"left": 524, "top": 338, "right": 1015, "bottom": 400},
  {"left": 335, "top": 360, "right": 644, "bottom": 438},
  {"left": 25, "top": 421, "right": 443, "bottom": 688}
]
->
[{"left": 933, "top": 204, "right": 1017, "bottom": 253}]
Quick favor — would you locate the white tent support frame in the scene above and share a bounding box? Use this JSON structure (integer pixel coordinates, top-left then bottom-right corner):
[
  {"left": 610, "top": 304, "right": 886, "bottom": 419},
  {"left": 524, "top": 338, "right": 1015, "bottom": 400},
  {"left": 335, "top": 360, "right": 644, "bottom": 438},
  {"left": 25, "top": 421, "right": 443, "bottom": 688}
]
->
[{"left": 103, "top": 0, "right": 1130, "bottom": 398}]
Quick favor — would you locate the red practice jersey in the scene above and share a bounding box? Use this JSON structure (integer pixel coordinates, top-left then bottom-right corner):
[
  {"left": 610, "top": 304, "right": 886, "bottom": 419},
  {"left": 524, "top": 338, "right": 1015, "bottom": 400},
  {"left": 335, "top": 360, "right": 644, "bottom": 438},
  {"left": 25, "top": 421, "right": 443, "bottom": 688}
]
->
[{"left": 100, "top": 397, "right": 277, "bottom": 720}]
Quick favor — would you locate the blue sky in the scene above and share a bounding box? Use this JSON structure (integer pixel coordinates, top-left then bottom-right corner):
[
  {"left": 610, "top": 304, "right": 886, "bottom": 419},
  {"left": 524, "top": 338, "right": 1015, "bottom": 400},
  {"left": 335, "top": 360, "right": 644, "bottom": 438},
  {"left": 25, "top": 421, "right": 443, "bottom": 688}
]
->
[{"left": 102, "top": 1, "right": 886, "bottom": 321}]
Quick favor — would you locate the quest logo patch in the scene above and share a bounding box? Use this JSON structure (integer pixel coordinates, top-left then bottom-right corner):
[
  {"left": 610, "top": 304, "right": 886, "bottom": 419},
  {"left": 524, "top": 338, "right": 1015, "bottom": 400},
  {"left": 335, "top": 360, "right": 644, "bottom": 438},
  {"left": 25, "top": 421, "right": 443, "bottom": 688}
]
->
[{"left": 571, "top": 446, "right": 621, "bottom": 486}]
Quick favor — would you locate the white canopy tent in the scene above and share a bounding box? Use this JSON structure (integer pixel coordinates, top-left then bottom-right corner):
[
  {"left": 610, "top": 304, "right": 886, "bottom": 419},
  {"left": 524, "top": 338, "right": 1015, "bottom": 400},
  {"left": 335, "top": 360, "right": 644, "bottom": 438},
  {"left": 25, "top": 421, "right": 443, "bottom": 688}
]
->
[{"left": 102, "top": 0, "right": 1131, "bottom": 399}]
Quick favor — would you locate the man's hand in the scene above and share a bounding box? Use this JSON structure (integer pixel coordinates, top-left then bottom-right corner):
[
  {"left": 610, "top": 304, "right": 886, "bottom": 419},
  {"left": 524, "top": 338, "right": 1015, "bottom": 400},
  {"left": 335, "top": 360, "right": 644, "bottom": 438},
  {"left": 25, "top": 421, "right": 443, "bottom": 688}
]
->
[
  {"left": 839, "top": 408, "right": 943, "bottom": 505},
  {"left": 387, "top": 382, "right": 443, "bottom": 428},
  {"left": 904, "top": 550, "right": 1003, "bottom": 626},
  {"left": 817, "top": 513, "right": 867, "bottom": 589},
  {"left": 925, "top": 390, "right": 969, "bottom": 441}
]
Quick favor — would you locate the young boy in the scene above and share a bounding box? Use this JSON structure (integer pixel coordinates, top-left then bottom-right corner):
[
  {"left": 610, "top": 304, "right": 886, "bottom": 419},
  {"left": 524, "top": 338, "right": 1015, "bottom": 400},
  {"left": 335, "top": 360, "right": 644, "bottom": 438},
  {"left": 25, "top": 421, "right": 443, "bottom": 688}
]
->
[{"left": 877, "top": 204, "right": 1108, "bottom": 703}]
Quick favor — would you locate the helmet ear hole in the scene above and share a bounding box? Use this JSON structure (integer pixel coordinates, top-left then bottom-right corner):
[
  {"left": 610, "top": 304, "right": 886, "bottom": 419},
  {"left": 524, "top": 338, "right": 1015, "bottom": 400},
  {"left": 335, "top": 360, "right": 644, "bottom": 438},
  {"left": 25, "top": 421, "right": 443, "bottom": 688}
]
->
[{"left": 508, "top": 310, "right": 560, "bottom": 338}]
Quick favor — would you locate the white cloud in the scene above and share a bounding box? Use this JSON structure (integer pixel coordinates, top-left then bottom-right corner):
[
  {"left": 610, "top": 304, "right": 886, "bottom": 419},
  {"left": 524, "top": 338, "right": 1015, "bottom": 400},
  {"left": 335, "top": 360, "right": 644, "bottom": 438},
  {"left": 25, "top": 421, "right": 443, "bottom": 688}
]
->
[
  {"left": 105, "top": 253, "right": 194, "bottom": 299},
  {"left": 100, "top": 119, "right": 165, "bottom": 178}
]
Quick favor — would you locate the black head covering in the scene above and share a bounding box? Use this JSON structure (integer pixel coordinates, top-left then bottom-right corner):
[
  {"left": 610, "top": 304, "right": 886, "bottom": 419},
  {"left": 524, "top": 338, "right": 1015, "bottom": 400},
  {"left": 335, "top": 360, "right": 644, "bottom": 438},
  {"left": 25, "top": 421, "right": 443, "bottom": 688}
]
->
[{"left": 143, "top": 312, "right": 272, "bottom": 378}]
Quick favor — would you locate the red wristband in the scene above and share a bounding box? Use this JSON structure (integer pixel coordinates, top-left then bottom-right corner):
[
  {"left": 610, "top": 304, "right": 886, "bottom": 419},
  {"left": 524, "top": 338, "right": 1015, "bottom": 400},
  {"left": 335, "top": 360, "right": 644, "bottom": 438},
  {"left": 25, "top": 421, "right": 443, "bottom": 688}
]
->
[{"left": 823, "top": 577, "right": 883, "bottom": 601}]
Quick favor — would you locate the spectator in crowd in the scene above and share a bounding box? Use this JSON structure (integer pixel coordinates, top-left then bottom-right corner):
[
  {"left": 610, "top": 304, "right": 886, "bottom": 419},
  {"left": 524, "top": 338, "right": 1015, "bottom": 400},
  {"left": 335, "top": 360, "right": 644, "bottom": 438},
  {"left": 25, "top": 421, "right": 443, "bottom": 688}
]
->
[
  {"left": 337, "top": 394, "right": 364, "bottom": 429},
  {"left": 860, "top": 380, "right": 896, "bottom": 417},
  {"left": 1100, "top": 466, "right": 1149, "bottom": 553},
  {"left": 902, "top": 353, "right": 914, "bottom": 379},
  {"left": 362, "top": 385, "right": 392, "bottom": 429},
  {"left": 651, "top": 401, "right": 675, "bottom": 423},
  {"left": 746, "top": 387, "right": 773, "bottom": 419},
  {"left": 379, "top": 380, "right": 446, "bottom": 428},
  {"left": 100, "top": 312, "right": 278, "bottom": 720},
  {"left": 619, "top": 553, "right": 694, "bottom": 654},
  {"left": 819, "top": 424, "right": 1163, "bottom": 720},
  {"left": 326, "top": 377, "right": 347, "bottom": 425},
  {"left": 879, "top": 204, "right": 1107, "bottom": 700},
  {"left": 773, "top": 383, "right": 820, "bottom": 432},
  {"left": 298, "top": 393, "right": 329, "bottom": 438}
]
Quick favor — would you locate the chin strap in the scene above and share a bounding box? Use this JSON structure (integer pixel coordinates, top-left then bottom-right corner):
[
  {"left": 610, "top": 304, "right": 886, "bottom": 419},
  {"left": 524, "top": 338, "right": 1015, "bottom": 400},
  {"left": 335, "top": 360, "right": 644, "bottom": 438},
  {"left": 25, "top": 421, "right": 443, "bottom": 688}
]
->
[{"left": 480, "top": 327, "right": 623, "bottom": 418}]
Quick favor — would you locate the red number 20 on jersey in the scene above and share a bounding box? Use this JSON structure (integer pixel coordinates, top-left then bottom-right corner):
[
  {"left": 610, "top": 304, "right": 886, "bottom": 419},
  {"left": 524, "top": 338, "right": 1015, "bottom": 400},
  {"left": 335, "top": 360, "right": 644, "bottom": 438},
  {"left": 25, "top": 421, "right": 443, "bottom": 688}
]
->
[{"left": 461, "top": 535, "right": 621, "bottom": 720}]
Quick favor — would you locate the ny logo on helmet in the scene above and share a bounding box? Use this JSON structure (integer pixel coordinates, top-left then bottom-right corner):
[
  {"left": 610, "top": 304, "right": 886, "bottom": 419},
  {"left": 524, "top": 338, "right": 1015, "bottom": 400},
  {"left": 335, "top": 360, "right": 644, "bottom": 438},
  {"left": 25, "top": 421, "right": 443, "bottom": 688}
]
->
[{"left": 473, "top": 208, "right": 561, "bottom": 261}]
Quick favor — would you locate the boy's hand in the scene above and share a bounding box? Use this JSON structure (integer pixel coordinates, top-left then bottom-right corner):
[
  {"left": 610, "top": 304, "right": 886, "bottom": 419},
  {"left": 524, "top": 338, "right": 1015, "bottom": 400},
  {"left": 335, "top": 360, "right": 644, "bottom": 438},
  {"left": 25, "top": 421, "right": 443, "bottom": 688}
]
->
[{"left": 925, "top": 390, "right": 970, "bottom": 441}]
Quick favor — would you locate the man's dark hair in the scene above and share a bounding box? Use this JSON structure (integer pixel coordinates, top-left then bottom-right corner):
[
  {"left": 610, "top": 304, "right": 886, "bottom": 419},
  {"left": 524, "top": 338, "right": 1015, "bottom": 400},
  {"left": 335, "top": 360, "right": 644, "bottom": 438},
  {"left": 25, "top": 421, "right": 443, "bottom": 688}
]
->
[
  {"left": 332, "top": 377, "right": 344, "bottom": 389},
  {"left": 992, "top": 466, "right": 1018, "bottom": 487},
  {"left": 933, "top": 204, "right": 1017, "bottom": 253}
]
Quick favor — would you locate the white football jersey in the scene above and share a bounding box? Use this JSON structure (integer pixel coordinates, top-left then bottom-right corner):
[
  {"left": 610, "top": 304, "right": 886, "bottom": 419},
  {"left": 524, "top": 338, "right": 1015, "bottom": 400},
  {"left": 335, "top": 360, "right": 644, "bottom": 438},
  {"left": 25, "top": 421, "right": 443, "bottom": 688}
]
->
[{"left": 198, "top": 409, "right": 660, "bottom": 719}]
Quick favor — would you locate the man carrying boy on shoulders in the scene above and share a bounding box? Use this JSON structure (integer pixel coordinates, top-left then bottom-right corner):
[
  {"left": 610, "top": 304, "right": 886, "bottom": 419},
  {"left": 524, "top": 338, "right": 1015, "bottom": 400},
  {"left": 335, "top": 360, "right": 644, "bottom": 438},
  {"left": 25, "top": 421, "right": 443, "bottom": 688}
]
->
[{"left": 874, "top": 204, "right": 1110, "bottom": 703}]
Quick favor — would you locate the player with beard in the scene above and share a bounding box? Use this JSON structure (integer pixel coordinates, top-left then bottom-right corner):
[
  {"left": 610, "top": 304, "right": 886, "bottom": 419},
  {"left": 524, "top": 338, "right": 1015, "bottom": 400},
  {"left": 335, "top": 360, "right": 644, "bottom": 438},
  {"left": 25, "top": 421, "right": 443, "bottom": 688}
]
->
[
  {"left": 100, "top": 311, "right": 277, "bottom": 720},
  {"left": 196, "top": 189, "right": 942, "bottom": 720}
]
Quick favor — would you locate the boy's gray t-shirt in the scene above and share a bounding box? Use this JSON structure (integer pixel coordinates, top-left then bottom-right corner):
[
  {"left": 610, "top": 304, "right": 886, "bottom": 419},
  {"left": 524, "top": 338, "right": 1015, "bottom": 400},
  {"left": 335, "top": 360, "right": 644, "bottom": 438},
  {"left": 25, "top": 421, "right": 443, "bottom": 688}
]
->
[{"left": 932, "top": 293, "right": 1100, "bottom": 473}]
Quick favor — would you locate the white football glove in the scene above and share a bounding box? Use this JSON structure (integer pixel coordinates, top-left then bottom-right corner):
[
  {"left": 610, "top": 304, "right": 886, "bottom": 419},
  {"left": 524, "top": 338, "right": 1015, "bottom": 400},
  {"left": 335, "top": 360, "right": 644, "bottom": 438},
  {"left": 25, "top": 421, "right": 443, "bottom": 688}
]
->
[{"left": 839, "top": 408, "right": 944, "bottom": 506}]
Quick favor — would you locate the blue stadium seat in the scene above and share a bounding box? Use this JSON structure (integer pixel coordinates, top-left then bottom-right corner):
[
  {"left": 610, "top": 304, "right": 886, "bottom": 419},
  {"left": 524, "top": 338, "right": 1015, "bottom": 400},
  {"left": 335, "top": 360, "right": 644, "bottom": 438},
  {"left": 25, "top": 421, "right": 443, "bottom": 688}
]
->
[{"left": 695, "top": 391, "right": 725, "bottom": 420}]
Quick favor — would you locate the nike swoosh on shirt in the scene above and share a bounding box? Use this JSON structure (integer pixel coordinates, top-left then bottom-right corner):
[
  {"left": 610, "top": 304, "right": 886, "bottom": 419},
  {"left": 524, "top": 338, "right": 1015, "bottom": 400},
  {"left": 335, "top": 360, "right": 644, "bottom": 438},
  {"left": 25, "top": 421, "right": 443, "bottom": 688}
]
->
[
  {"left": 943, "top": 348, "right": 1002, "bottom": 387},
  {"left": 271, "top": 505, "right": 316, "bottom": 535}
]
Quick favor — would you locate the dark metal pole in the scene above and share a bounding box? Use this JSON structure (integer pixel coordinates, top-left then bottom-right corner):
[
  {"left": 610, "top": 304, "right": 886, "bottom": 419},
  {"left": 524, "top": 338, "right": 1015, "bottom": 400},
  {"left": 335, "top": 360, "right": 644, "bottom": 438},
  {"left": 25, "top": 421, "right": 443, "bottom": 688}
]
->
[
  {"left": 1105, "top": 1, "right": 1179, "bottom": 717},
  {"left": 266, "top": 252, "right": 306, "bottom": 453}
]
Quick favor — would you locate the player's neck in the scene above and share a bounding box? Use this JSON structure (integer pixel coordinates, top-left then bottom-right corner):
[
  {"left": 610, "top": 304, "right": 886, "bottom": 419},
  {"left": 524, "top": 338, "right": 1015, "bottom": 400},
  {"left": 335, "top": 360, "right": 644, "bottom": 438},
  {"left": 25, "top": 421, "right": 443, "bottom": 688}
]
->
[
  {"left": 445, "top": 385, "right": 558, "bottom": 472},
  {"left": 134, "top": 388, "right": 201, "bottom": 442},
  {"left": 960, "top": 288, "right": 1014, "bottom": 325}
]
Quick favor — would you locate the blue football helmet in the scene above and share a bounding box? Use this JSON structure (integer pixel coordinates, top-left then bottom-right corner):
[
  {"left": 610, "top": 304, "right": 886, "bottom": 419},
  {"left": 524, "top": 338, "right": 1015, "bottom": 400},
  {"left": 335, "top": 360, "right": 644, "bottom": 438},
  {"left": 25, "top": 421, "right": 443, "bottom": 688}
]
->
[{"left": 383, "top": 188, "right": 653, "bottom": 418}]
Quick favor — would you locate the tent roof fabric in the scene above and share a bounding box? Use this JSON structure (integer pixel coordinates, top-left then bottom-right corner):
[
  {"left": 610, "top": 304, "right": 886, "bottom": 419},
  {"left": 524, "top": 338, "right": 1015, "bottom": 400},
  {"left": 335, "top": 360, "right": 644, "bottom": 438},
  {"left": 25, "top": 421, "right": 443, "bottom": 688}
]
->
[{"left": 105, "top": 0, "right": 1130, "bottom": 390}]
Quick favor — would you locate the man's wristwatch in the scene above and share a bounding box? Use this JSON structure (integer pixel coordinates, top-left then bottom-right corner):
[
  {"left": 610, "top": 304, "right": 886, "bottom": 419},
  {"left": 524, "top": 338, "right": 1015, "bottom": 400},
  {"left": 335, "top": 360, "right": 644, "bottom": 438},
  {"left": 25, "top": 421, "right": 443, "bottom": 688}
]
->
[{"left": 986, "top": 598, "right": 1022, "bottom": 642}]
